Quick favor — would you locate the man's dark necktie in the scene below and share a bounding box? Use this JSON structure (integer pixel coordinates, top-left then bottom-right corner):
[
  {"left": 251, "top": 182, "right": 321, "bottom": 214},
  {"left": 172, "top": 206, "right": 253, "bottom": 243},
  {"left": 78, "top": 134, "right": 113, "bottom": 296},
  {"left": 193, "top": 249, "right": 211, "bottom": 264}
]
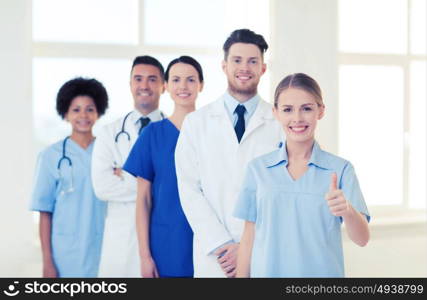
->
[
  {"left": 138, "top": 117, "right": 151, "bottom": 135},
  {"left": 234, "top": 105, "right": 246, "bottom": 143}
]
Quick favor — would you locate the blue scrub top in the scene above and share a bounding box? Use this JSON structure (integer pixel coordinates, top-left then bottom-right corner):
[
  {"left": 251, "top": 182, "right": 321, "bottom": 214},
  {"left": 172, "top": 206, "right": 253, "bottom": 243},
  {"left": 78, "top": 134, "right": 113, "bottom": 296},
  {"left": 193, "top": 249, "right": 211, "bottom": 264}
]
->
[
  {"left": 123, "top": 119, "right": 193, "bottom": 277},
  {"left": 233, "top": 141, "right": 370, "bottom": 278},
  {"left": 30, "top": 138, "right": 106, "bottom": 277}
]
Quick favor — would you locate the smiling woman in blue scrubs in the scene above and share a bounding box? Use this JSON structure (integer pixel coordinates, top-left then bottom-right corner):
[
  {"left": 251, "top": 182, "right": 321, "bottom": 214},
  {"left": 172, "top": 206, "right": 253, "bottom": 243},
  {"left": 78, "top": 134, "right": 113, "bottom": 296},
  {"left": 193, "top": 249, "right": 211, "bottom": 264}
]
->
[
  {"left": 30, "top": 77, "right": 108, "bottom": 277},
  {"left": 124, "top": 56, "right": 203, "bottom": 277},
  {"left": 234, "top": 73, "right": 370, "bottom": 278}
]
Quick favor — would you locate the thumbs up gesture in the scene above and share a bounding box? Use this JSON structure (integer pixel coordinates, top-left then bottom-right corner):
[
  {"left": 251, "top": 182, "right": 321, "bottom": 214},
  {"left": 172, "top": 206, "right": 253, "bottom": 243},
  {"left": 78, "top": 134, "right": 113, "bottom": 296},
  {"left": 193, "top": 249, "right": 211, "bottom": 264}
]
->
[{"left": 325, "top": 173, "right": 350, "bottom": 217}]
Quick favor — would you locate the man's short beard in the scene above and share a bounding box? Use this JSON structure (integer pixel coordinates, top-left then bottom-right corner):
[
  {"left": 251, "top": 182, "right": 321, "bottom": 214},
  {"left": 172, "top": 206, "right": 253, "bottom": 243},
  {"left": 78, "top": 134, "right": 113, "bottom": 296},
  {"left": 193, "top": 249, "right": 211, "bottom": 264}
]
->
[
  {"left": 135, "top": 99, "right": 159, "bottom": 113},
  {"left": 228, "top": 80, "right": 257, "bottom": 97}
]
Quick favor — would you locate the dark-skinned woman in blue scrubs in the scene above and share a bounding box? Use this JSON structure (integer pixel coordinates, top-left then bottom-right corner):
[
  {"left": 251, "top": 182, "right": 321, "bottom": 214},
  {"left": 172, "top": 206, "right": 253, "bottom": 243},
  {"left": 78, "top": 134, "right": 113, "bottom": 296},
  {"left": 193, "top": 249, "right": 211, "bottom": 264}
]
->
[
  {"left": 31, "top": 77, "right": 108, "bottom": 277},
  {"left": 123, "top": 56, "right": 203, "bottom": 277}
]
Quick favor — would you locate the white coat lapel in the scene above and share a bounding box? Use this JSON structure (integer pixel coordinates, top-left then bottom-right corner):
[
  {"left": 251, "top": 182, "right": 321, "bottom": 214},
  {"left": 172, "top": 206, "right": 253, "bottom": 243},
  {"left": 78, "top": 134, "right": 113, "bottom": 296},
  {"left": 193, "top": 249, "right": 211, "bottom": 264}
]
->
[
  {"left": 241, "top": 100, "right": 274, "bottom": 142},
  {"left": 208, "top": 97, "right": 238, "bottom": 142}
]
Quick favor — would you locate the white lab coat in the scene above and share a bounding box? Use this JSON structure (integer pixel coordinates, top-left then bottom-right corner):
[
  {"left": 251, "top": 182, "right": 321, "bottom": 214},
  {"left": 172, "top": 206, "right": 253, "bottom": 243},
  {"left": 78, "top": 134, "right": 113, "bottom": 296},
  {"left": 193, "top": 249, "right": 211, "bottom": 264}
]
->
[
  {"left": 92, "top": 109, "right": 163, "bottom": 277},
  {"left": 175, "top": 95, "right": 283, "bottom": 277}
]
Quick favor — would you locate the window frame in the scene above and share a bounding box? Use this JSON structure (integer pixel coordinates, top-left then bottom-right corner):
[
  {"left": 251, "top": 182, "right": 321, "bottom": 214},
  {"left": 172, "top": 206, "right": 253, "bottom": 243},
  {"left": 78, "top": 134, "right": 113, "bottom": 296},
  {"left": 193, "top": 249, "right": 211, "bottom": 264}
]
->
[{"left": 338, "top": 0, "right": 427, "bottom": 211}]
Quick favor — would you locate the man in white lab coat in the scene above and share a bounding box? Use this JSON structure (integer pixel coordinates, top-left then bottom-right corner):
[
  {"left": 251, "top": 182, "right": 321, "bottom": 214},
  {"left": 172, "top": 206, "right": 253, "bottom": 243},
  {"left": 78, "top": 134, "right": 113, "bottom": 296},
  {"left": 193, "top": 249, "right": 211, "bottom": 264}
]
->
[
  {"left": 175, "top": 29, "right": 283, "bottom": 277},
  {"left": 92, "top": 56, "right": 165, "bottom": 277}
]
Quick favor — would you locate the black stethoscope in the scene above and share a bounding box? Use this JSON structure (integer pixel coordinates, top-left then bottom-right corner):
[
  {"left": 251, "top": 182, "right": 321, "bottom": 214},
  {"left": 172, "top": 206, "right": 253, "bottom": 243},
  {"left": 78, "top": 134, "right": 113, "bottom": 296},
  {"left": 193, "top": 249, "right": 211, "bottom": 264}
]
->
[
  {"left": 114, "top": 111, "right": 165, "bottom": 143},
  {"left": 57, "top": 136, "right": 74, "bottom": 194}
]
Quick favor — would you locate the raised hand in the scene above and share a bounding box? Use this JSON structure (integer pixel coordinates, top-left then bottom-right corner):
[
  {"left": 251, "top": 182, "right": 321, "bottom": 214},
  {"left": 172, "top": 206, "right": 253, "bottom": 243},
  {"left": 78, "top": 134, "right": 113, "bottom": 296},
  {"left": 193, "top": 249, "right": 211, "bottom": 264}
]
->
[{"left": 325, "top": 173, "right": 350, "bottom": 217}]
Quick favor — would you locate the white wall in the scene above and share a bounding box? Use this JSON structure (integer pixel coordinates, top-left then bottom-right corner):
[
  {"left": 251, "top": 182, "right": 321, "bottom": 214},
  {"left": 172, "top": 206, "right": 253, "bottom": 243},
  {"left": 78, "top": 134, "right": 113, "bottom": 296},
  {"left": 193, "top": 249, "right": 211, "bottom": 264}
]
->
[
  {"left": 343, "top": 222, "right": 427, "bottom": 277},
  {"left": 270, "top": 0, "right": 338, "bottom": 153},
  {"left": 0, "top": 0, "right": 36, "bottom": 276}
]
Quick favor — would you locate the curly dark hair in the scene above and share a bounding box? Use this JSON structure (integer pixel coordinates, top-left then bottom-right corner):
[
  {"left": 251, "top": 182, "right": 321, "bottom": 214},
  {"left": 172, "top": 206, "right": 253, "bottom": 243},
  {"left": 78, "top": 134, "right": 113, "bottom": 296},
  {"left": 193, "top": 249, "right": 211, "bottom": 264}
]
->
[{"left": 56, "top": 77, "right": 109, "bottom": 119}]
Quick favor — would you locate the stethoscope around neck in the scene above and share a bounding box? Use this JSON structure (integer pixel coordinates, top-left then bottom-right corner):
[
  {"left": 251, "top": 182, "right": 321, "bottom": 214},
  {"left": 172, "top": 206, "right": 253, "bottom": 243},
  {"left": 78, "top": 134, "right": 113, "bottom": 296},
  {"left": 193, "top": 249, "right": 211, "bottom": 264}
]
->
[
  {"left": 114, "top": 111, "right": 165, "bottom": 143},
  {"left": 57, "top": 136, "right": 74, "bottom": 195}
]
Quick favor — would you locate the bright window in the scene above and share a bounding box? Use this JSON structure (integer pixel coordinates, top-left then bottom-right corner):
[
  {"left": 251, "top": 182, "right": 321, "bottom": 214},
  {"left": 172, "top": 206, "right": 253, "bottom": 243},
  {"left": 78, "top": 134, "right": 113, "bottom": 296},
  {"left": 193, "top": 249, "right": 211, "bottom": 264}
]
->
[
  {"left": 33, "top": 0, "right": 139, "bottom": 44},
  {"left": 408, "top": 61, "right": 427, "bottom": 208},
  {"left": 339, "top": 65, "right": 404, "bottom": 206},
  {"left": 339, "top": 0, "right": 407, "bottom": 54},
  {"left": 144, "top": 0, "right": 227, "bottom": 47},
  {"left": 32, "top": 0, "right": 270, "bottom": 149},
  {"left": 338, "top": 0, "right": 426, "bottom": 209},
  {"left": 410, "top": 0, "right": 427, "bottom": 55}
]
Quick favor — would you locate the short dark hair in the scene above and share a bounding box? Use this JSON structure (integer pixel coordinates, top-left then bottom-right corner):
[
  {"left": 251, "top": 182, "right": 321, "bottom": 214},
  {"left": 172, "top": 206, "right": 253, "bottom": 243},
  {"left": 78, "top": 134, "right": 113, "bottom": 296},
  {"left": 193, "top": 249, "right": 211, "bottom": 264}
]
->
[
  {"left": 56, "top": 77, "right": 109, "bottom": 119},
  {"left": 223, "top": 29, "right": 268, "bottom": 60},
  {"left": 165, "top": 56, "right": 204, "bottom": 83},
  {"left": 274, "top": 73, "right": 324, "bottom": 108},
  {"left": 131, "top": 55, "right": 165, "bottom": 81}
]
